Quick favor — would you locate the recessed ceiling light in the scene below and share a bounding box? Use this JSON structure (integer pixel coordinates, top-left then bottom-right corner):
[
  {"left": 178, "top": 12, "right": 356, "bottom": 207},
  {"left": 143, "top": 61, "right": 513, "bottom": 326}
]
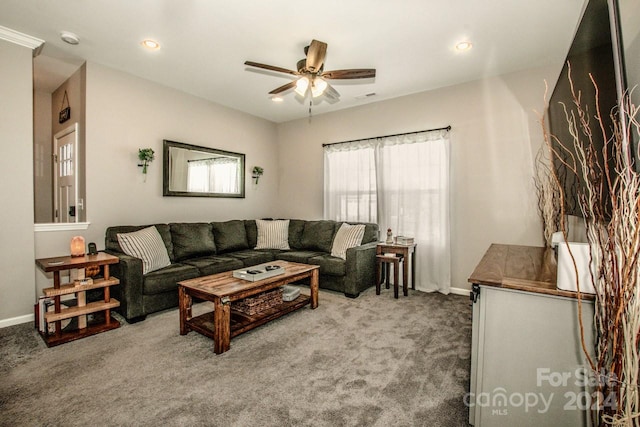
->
[
  {"left": 60, "top": 31, "right": 80, "bottom": 45},
  {"left": 141, "top": 39, "right": 161, "bottom": 50},
  {"left": 271, "top": 96, "right": 284, "bottom": 103},
  {"left": 455, "top": 41, "right": 473, "bottom": 51}
]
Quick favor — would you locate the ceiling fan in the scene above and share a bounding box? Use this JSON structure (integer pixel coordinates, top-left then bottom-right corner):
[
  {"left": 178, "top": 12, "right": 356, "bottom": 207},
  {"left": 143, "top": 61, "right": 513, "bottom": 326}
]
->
[{"left": 244, "top": 39, "right": 376, "bottom": 101}]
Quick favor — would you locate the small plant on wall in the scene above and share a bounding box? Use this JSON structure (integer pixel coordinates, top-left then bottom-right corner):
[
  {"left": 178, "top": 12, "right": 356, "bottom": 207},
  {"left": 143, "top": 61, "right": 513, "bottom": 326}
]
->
[
  {"left": 138, "top": 148, "right": 155, "bottom": 182},
  {"left": 252, "top": 166, "right": 264, "bottom": 184}
]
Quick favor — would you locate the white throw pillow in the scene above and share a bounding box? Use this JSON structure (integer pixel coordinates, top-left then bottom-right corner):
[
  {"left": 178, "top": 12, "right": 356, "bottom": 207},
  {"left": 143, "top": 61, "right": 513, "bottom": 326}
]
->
[
  {"left": 331, "top": 223, "right": 366, "bottom": 260},
  {"left": 255, "top": 219, "right": 290, "bottom": 250},
  {"left": 117, "top": 226, "right": 171, "bottom": 274}
]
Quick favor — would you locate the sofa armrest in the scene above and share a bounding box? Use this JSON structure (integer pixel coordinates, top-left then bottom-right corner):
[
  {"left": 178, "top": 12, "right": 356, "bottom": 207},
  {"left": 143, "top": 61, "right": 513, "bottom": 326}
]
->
[
  {"left": 343, "top": 241, "right": 378, "bottom": 297},
  {"left": 105, "top": 250, "right": 145, "bottom": 321}
]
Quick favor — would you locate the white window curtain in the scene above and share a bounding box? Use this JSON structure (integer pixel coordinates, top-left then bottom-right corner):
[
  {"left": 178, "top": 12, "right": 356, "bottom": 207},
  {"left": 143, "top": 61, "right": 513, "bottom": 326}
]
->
[
  {"left": 323, "top": 141, "right": 377, "bottom": 223},
  {"left": 187, "top": 157, "right": 239, "bottom": 193},
  {"left": 323, "top": 129, "right": 451, "bottom": 294}
]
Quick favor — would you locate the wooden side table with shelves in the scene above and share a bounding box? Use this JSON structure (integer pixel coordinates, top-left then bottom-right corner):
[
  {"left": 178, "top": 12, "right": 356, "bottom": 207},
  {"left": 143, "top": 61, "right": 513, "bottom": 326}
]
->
[
  {"left": 35, "top": 252, "right": 120, "bottom": 347},
  {"left": 376, "top": 242, "right": 417, "bottom": 291}
]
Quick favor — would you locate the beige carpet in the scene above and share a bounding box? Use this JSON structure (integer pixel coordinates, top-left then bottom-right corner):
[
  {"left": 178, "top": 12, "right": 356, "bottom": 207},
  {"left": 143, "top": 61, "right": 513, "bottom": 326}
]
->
[{"left": 0, "top": 286, "right": 471, "bottom": 426}]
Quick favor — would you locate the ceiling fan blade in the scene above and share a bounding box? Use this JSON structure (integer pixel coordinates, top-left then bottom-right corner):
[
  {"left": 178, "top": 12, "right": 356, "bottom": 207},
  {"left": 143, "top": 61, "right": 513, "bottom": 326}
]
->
[
  {"left": 324, "top": 82, "right": 340, "bottom": 100},
  {"left": 269, "top": 80, "right": 297, "bottom": 95},
  {"left": 322, "top": 69, "right": 376, "bottom": 79},
  {"left": 244, "top": 61, "right": 298, "bottom": 76},
  {"left": 305, "top": 40, "right": 327, "bottom": 72}
]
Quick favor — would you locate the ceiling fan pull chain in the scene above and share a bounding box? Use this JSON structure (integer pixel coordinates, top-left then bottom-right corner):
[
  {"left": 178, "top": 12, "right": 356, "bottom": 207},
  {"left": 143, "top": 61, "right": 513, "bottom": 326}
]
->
[{"left": 308, "top": 99, "right": 313, "bottom": 120}]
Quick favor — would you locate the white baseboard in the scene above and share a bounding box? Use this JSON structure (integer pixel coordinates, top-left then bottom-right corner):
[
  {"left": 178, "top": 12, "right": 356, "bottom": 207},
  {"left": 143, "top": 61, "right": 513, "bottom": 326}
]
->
[
  {"left": 0, "top": 313, "right": 34, "bottom": 329},
  {"left": 449, "top": 287, "right": 470, "bottom": 296}
]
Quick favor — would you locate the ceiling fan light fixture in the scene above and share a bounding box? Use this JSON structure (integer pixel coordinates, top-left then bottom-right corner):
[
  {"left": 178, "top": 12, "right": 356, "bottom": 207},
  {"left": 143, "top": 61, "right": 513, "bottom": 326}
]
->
[
  {"left": 271, "top": 96, "right": 284, "bottom": 103},
  {"left": 244, "top": 39, "right": 375, "bottom": 107},
  {"left": 294, "top": 77, "right": 309, "bottom": 96},
  {"left": 311, "top": 78, "right": 327, "bottom": 98}
]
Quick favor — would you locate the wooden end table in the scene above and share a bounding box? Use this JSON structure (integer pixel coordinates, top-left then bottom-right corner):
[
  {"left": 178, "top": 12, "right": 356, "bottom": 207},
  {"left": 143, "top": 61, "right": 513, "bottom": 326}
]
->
[
  {"left": 178, "top": 260, "right": 319, "bottom": 354},
  {"left": 376, "top": 242, "right": 416, "bottom": 291},
  {"left": 35, "top": 252, "right": 121, "bottom": 347}
]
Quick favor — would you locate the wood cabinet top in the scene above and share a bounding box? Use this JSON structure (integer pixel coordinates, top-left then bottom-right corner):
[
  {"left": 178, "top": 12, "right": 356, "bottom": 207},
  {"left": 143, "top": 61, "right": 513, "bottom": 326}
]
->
[
  {"left": 35, "top": 252, "right": 119, "bottom": 272},
  {"left": 468, "top": 244, "right": 594, "bottom": 300}
]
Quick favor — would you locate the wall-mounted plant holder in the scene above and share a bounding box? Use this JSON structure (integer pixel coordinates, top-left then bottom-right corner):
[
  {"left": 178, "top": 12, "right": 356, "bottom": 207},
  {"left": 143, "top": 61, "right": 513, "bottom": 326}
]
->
[
  {"left": 252, "top": 166, "right": 264, "bottom": 184},
  {"left": 138, "top": 148, "right": 155, "bottom": 182}
]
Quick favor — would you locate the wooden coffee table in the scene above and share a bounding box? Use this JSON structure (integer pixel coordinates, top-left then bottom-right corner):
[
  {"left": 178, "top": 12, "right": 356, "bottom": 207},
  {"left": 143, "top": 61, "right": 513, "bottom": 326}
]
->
[{"left": 178, "top": 260, "right": 319, "bottom": 354}]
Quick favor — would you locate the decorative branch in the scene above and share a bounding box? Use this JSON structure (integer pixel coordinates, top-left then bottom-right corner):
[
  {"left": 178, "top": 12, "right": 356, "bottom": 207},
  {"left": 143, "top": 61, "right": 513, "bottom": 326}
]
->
[
  {"left": 534, "top": 84, "right": 563, "bottom": 247},
  {"left": 543, "top": 64, "right": 640, "bottom": 426}
]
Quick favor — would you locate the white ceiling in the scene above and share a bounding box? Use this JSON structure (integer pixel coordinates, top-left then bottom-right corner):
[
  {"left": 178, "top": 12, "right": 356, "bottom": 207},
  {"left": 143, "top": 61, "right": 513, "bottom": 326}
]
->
[{"left": 1, "top": 0, "right": 586, "bottom": 123}]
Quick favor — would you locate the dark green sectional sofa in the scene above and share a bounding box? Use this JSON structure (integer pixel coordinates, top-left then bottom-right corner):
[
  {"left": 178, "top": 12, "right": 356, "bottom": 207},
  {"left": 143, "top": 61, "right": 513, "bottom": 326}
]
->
[{"left": 105, "top": 219, "right": 379, "bottom": 323}]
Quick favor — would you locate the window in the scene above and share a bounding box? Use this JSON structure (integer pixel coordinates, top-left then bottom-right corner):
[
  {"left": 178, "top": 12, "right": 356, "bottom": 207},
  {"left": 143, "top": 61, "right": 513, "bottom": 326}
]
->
[
  {"left": 324, "top": 129, "right": 451, "bottom": 293},
  {"left": 324, "top": 143, "right": 377, "bottom": 223}
]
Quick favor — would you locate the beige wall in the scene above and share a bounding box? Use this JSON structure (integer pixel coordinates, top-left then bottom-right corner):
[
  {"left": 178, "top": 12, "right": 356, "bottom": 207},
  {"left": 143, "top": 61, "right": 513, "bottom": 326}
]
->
[
  {"left": 33, "top": 90, "right": 52, "bottom": 222},
  {"left": 276, "top": 65, "right": 555, "bottom": 290},
  {"left": 33, "top": 62, "right": 279, "bottom": 295},
  {"left": 0, "top": 40, "right": 36, "bottom": 322},
  {"left": 5, "top": 54, "right": 556, "bottom": 321}
]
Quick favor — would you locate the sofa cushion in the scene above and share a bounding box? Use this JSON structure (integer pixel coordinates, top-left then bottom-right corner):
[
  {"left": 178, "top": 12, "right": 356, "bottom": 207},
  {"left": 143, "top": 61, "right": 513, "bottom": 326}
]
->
[
  {"left": 308, "top": 254, "right": 346, "bottom": 277},
  {"left": 117, "top": 226, "right": 172, "bottom": 274},
  {"left": 300, "top": 221, "right": 337, "bottom": 253},
  {"left": 331, "top": 223, "right": 366, "bottom": 260},
  {"left": 170, "top": 223, "right": 216, "bottom": 261},
  {"left": 362, "top": 223, "right": 379, "bottom": 244},
  {"left": 225, "top": 249, "right": 276, "bottom": 267},
  {"left": 288, "top": 219, "right": 306, "bottom": 249},
  {"left": 211, "top": 220, "right": 249, "bottom": 253},
  {"left": 275, "top": 250, "right": 325, "bottom": 264},
  {"left": 143, "top": 263, "right": 200, "bottom": 295},
  {"left": 255, "top": 219, "right": 290, "bottom": 249},
  {"left": 244, "top": 220, "right": 258, "bottom": 248},
  {"left": 181, "top": 255, "right": 244, "bottom": 276},
  {"left": 106, "top": 224, "right": 174, "bottom": 261}
]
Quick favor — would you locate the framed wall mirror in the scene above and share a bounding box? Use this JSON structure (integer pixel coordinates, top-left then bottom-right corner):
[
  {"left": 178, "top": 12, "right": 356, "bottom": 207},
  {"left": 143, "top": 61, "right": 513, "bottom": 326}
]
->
[{"left": 163, "top": 140, "right": 245, "bottom": 198}]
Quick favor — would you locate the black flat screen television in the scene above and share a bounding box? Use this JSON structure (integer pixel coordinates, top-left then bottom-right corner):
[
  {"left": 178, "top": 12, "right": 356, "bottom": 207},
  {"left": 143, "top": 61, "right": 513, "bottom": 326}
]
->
[{"left": 547, "top": 0, "right": 640, "bottom": 217}]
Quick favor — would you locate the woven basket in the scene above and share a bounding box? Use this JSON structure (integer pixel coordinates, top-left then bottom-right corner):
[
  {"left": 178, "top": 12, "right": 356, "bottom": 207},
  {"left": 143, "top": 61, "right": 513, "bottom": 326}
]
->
[{"left": 233, "top": 288, "right": 283, "bottom": 315}]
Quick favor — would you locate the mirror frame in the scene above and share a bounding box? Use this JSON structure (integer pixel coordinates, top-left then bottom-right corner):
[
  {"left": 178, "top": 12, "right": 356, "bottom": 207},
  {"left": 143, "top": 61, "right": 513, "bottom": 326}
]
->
[{"left": 162, "top": 140, "right": 245, "bottom": 198}]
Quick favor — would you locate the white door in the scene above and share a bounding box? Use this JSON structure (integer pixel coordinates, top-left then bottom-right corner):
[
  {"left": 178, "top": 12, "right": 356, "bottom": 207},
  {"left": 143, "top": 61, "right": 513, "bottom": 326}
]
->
[{"left": 53, "top": 123, "right": 79, "bottom": 223}]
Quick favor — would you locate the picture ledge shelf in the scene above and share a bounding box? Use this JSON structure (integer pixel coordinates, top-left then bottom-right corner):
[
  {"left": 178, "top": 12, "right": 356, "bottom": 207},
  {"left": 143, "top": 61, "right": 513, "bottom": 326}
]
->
[{"left": 34, "top": 222, "right": 90, "bottom": 232}]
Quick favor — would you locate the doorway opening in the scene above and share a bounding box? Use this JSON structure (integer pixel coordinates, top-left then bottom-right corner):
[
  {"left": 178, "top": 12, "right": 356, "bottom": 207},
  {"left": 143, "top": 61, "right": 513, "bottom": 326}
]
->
[{"left": 33, "top": 53, "right": 86, "bottom": 224}]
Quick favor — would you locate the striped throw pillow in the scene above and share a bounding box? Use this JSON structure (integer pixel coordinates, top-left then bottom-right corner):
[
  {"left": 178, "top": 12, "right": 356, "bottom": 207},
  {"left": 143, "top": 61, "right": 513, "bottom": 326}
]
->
[
  {"left": 117, "top": 226, "right": 171, "bottom": 274},
  {"left": 255, "top": 219, "right": 290, "bottom": 250},
  {"left": 331, "top": 223, "right": 366, "bottom": 260}
]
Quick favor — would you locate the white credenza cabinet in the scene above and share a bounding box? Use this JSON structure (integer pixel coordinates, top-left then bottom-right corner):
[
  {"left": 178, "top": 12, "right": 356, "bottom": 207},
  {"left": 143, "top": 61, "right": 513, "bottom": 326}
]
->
[{"left": 468, "top": 244, "right": 595, "bottom": 427}]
